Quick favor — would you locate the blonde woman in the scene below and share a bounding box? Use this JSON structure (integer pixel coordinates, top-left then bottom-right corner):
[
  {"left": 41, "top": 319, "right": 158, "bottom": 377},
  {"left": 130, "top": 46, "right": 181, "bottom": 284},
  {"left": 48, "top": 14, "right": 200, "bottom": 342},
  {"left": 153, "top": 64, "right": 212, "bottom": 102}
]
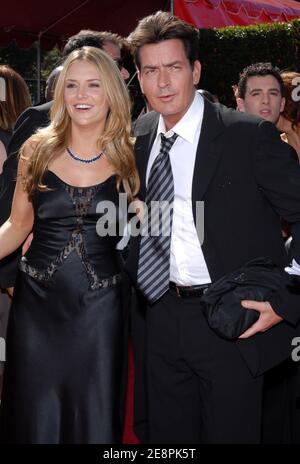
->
[
  {"left": 0, "top": 47, "right": 139, "bottom": 444},
  {"left": 0, "top": 65, "right": 31, "bottom": 172}
]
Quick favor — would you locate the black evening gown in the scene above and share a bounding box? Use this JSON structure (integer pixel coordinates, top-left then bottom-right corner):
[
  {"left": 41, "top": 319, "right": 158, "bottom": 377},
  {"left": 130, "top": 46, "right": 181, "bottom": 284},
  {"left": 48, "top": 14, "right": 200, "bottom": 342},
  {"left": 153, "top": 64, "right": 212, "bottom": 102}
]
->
[{"left": 0, "top": 171, "right": 126, "bottom": 444}]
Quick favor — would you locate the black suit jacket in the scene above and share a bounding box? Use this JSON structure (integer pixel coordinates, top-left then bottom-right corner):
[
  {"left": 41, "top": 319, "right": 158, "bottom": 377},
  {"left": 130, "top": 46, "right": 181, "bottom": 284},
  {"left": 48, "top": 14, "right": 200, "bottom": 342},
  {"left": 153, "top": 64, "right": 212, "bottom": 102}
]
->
[
  {"left": 126, "top": 98, "right": 300, "bottom": 376},
  {"left": 0, "top": 101, "right": 52, "bottom": 288}
]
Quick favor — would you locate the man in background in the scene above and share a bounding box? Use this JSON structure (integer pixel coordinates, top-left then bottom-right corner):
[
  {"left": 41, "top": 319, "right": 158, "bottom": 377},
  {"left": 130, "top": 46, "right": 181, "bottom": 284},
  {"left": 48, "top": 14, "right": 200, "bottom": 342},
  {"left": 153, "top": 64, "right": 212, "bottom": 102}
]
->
[
  {"left": 235, "top": 62, "right": 285, "bottom": 124},
  {"left": 236, "top": 62, "right": 300, "bottom": 444}
]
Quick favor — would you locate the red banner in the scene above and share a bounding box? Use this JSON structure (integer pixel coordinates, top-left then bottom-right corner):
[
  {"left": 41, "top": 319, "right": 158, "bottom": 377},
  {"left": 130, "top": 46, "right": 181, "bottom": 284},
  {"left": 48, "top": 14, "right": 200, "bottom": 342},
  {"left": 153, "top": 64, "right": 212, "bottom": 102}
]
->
[{"left": 174, "top": 0, "right": 300, "bottom": 28}]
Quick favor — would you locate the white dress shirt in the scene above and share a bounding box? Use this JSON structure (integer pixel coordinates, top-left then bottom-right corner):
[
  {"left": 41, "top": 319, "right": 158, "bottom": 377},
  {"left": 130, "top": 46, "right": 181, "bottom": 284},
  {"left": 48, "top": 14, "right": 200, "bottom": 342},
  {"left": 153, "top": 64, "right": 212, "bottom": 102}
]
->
[{"left": 146, "top": 91, "right": 211, "bottom": 285}]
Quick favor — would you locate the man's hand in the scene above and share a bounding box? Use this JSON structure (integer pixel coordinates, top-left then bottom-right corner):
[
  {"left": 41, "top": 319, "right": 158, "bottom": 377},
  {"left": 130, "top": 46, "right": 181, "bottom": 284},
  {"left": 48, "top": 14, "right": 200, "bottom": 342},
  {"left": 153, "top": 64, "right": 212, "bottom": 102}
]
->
[{"left": 238, "top": 300, "right": 283, "bottom": 339}]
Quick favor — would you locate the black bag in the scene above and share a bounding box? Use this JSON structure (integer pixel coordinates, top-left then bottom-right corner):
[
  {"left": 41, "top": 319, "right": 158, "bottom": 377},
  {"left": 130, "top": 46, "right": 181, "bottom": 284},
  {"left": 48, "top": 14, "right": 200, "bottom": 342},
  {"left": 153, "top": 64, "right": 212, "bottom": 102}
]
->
[{"left": 201, "top": 257, "right": 283, "bottom": 340}]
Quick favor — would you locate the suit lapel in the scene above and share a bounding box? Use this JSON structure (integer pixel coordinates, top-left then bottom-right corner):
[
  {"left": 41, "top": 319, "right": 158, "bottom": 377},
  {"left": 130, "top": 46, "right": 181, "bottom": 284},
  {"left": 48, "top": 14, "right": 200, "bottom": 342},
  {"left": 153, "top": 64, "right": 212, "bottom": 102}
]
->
[
  {"left": 192, "top": 99, "right": 224, "bottom": 209},
  {"left": 134, "top": 115, "right": 158, "bottom": 200}
]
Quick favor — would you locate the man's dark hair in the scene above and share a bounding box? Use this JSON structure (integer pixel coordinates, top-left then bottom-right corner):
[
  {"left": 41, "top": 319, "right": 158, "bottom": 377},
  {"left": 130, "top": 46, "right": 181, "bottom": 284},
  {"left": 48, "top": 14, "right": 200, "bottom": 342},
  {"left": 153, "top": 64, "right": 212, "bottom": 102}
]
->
[
  {"left": 127, "top": 10, "right": 199, "bottom": 70},
  {"left": 237, "top": 62, "right": 284, "bottom": 99},
  {"left": 62, "top": 30, "right": 124, "bottom": 59}
]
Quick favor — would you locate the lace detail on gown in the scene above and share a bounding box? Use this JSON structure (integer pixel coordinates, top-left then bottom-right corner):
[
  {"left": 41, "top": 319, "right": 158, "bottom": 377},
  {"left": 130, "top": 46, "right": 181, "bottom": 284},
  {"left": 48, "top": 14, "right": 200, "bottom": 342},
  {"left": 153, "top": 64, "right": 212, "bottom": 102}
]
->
[{"left": 20, "top": 183, "right": 120, "bottom": 290}]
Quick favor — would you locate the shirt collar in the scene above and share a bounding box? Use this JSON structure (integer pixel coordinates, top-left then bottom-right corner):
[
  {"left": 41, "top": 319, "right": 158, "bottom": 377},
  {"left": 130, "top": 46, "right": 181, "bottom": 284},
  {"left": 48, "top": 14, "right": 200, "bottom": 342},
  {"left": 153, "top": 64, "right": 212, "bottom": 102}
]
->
[{"left": 156, "top": 91, "right": 204, "bottom": 144}]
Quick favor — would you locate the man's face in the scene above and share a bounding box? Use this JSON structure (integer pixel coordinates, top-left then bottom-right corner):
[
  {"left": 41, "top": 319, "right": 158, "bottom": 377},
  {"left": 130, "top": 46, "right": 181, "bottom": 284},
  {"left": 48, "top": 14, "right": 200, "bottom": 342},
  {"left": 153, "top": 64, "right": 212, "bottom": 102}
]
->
[
  {"left": 237, "top": 75, "right": 285, "bottom": 124},
  {"left": 138, "top": 39, "right": 201, "bottom": 130},
  {"left": 103, "top": 41, "right": 130, "bottom": 81}
]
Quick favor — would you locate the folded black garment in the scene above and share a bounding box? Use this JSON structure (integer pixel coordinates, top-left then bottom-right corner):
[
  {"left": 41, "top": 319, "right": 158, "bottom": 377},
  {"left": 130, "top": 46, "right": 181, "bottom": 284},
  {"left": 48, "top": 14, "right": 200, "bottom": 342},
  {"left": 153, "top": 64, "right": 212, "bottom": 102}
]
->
[{"left": 201, "top": 257, "right": 284, "bottom": 340}]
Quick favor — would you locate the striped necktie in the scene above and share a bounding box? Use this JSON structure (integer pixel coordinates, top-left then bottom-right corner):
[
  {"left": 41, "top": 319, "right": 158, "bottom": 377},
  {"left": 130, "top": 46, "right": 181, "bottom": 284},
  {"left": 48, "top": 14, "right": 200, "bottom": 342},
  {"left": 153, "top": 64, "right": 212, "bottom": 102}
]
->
[{"left": 137, "top": 132, "right": 178, "bottom": 304}]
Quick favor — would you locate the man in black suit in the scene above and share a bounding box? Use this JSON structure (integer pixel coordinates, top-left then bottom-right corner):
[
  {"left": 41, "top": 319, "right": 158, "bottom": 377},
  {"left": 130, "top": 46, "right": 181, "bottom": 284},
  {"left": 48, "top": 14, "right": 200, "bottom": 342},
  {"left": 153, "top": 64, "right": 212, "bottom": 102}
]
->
[
  {"left": 235, "top": 62, "right": 300, "bottom": 444},
  {"left": 126, "top": 11, "right": 300, "bottom": 443},
  {"left": 0, "top": 30, "right": 130, "bottom": 292}
]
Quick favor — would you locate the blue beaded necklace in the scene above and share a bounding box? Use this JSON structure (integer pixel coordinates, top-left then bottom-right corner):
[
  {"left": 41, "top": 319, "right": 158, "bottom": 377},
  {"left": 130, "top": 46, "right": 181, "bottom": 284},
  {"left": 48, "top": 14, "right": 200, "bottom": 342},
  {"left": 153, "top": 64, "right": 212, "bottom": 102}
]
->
[{"left": 66, "top": 146, "right": 103, "bottom": 164}]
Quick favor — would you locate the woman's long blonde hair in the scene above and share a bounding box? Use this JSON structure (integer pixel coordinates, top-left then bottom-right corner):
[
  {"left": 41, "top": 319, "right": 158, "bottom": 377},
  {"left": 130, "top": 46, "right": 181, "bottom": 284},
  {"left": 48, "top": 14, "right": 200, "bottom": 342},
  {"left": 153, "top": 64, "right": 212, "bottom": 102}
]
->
[{"left": 22, "top": 46, "right": 139, "bottom": 201}]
